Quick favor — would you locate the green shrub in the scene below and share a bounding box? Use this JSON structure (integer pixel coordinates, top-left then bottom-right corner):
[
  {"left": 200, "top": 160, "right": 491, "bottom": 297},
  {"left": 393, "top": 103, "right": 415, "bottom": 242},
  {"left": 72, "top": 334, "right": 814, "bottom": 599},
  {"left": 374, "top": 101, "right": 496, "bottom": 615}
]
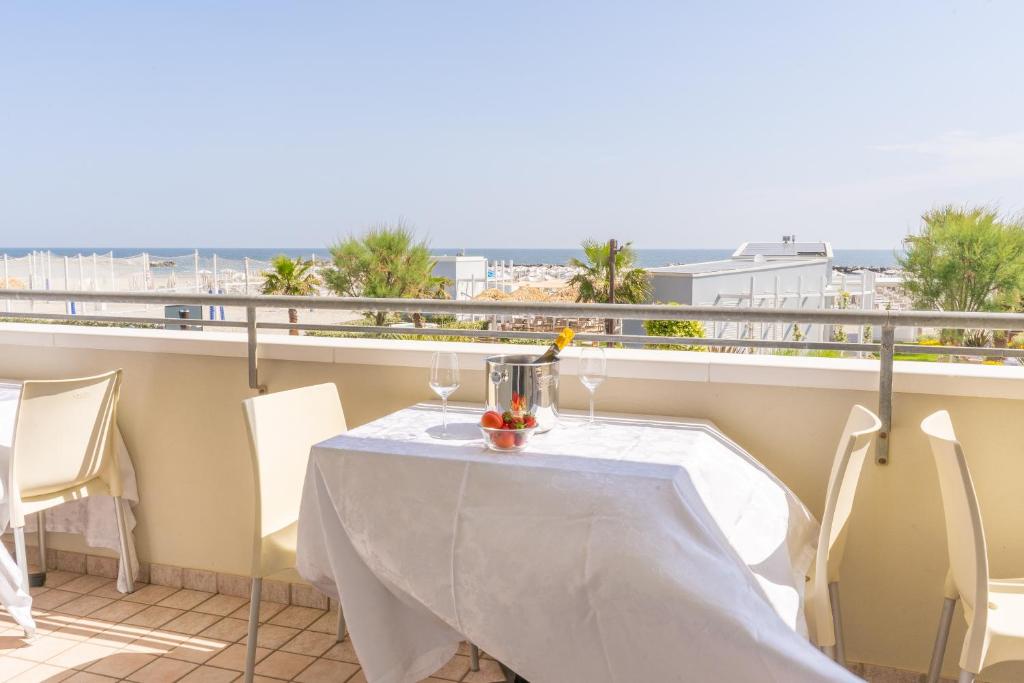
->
[{"left": 643, "top": 304, "right": 706, "bottom": 350}]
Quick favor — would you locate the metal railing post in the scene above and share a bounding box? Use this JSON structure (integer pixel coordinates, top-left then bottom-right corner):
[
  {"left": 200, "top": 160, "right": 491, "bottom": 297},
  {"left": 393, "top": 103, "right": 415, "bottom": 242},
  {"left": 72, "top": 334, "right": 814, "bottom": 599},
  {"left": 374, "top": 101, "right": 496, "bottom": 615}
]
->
[
  {"left": 877, "top": 323, "right": 896, "bottom": 465},
  {"left": 247, "top": 306, "right": 266, "bottom": 393}
]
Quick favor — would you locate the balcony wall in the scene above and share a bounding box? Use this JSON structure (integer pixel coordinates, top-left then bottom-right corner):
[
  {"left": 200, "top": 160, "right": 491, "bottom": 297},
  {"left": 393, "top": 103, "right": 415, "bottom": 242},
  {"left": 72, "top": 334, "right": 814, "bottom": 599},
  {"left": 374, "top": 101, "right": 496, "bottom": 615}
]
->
[{"left": 1, "top": 322, "right": 1024, "bottom": 680}]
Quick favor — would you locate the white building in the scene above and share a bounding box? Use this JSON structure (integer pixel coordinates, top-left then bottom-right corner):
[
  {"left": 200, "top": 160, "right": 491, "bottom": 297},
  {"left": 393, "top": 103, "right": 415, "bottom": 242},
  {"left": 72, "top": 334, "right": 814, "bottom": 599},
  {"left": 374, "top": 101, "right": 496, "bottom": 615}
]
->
[
  {"left": 627, "top": 238, "right": 875, "bottom": 343},
  {"left": 432, "top": 256, "right": 488, "bottom": 300}
]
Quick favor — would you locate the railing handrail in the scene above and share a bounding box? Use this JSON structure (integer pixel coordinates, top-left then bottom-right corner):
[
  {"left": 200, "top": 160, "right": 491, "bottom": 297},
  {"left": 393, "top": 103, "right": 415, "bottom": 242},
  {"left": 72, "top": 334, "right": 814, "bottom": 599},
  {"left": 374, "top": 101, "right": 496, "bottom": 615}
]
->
[
  {"left": 3, "top": 288, "right": 1024, "bottom": 329},
  {"left": 4, "top": 288, "right": 1023, "bottom": 468}
]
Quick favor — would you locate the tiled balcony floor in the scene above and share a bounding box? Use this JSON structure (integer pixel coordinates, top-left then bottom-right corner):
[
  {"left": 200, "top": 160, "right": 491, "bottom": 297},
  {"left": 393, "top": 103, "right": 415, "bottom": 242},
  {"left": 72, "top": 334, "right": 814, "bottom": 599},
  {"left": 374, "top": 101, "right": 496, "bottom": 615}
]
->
[{"left": 0, "top": 571, "right": 504, "bottom": 683}]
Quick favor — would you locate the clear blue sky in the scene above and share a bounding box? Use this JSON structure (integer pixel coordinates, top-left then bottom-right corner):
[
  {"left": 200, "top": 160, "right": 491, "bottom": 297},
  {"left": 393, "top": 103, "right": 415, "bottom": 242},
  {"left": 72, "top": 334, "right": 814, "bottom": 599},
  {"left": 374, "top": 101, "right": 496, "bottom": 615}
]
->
[{"left": 2, "top": 1, "right": 1022, "bottom": 250}]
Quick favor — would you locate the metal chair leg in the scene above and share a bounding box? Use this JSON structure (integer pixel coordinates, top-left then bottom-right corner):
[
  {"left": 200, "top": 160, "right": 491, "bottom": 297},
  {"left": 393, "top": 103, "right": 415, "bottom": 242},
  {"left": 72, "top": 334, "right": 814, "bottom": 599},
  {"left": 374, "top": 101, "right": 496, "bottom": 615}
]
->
[
  {"left": 336, "top": 606, "right": 346, "bottom": 642},
  {"left": 245, "top": 577, "right": 262, "bottom": 683},
  {"left": 13, "top": 526, "right": 29, "bottom": 592},
  {"left": 958, "top": 669, "right": 975, "bottom": 683},
  {"left": 470, "top": 644, "right": 480, "bottom": 671},
  {"left": 927, "top": 597, "right": 957, "bottom": 683},
  {"left": 34, "top": 511, "right": 47, "bottom": 582},
  {"left": 828, "top": 582, "right": 846, "bottom": 668},
  {"left": 113, "top": 496, "right": 135, "bottom": 593}
]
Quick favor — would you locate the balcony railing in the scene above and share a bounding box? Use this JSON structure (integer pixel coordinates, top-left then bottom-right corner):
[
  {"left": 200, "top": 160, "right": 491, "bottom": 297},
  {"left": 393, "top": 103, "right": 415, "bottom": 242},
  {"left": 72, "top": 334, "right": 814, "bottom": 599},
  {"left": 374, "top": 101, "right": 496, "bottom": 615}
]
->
[{"left": 3, "top": 288, "right": 1024, "bottom": 466}]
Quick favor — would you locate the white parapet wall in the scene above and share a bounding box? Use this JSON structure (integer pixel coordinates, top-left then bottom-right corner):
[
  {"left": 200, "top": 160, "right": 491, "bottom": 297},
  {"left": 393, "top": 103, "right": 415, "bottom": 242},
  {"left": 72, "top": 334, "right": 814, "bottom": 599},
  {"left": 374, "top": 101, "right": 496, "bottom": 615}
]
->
[{"left": 0, "top": 323, "right": 1022, "bottom": 680}]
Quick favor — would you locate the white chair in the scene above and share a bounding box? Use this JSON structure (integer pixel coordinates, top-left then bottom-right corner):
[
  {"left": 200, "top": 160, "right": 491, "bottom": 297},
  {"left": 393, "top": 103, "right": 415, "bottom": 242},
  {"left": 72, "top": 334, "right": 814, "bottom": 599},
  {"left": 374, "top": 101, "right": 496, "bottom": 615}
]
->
[
  {"left": 922, "top": 410, "right": 1024, "bottom": 683},
  {"left": 9, "top": 370, "right": 135, "bottom": 596},
  {"left": 805, "top": 404, "right": 881, "bottom": 667},
  {"left": 241, "top": 383, "right": 348, "bottom": 683}
]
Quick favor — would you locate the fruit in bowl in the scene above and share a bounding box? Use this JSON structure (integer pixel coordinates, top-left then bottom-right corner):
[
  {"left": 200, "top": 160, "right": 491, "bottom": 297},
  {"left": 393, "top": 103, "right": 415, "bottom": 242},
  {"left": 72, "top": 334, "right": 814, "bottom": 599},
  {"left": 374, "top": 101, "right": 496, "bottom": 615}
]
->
[{"left": 480, "top": 410, "right": 537, "bottom": 452}]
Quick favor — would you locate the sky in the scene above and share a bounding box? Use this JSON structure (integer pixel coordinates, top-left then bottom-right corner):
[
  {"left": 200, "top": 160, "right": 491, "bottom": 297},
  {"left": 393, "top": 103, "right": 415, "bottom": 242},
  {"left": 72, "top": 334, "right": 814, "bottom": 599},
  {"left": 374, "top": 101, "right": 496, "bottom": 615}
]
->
[{"left": 2, "top": 1, "right": 1023, "bottom": 250}]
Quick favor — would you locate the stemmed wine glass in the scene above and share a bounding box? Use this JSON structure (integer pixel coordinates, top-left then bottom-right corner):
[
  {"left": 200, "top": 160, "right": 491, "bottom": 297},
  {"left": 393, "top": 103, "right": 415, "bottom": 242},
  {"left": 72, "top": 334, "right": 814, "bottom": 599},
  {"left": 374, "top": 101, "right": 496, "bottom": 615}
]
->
[
  {"left": 430, "top": 352, "right": 460, "bottom": 436},
  {"left": 578, "top": 346, "right": 607, "bottom": 425}
]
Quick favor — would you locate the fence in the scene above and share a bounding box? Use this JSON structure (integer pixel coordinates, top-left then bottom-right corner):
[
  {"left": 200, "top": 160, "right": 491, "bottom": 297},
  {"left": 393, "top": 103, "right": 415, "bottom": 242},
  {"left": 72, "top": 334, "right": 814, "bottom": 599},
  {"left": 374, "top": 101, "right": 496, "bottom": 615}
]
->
[
  {"left": 2, "top": 289, "right": 1024, "bottom": 467},
  {"left": 0, "top": 250, "right": 275, "bottom": 297}
]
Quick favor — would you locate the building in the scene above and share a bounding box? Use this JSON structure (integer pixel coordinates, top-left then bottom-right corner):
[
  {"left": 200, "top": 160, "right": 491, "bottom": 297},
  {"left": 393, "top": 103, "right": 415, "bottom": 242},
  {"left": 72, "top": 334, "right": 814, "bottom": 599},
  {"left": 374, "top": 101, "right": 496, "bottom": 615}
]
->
[
  {"left": 627, "top": 237, "right": 875, "bottom": 343},
  {"left": 431, "top": 255, "right": 488, "bottom": 300}
]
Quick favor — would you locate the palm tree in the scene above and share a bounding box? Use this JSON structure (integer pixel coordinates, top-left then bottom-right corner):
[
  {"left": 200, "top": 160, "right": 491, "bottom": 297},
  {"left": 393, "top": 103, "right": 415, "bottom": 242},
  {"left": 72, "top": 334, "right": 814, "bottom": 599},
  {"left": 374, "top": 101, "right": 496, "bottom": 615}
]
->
[
  {"left": 261, "top": 255, "right": 321, "bottom": 335},
  {"left": 324, "top": 222, "right": 449, "bottom": 326},
  {"left": 567, "top": 239, "right": 651, "bottom": 304}
]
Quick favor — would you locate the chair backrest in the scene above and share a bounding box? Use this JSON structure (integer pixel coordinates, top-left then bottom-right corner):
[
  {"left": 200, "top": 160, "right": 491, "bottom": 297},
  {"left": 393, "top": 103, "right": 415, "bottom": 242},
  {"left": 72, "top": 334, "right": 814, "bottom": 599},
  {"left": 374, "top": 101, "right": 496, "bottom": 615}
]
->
[
  {"left": 807, "top": 404, "right": 881, "bottom": 645},
  {"left": 11, "top": 370, "right": 122, "bottom": 502},
  {"left": 817, "top": 404, "right": 882, "bottom": 582},
  {"left": 241, "top": 383, "right": 346, "bottom": 575},
  {"left": 921, "top": 411, "right": 989, "bottom": 619}
]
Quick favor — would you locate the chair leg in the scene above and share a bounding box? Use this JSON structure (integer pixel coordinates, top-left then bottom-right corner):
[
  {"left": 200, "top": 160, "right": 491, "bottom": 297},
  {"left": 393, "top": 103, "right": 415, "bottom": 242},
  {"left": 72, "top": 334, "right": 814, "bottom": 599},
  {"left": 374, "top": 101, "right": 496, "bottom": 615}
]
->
[
  {"left": 336, "top": 606, "right": 346, "bottom": 642},
  {"left": 113, "top": 496, "right": 136, "bottom": 593},
  {"left": 13, "top": 526, "right": 29, "bottom": 593},
  {"left": 926, "top": 597, "right": 957, "bottom": 683},
  {"left": 470, "top": 644, "right": 480, "bottom": 671},
  {"left": 245, "top": 577, "right": 262, "bottom": 683},
  {"left": 958, "top": 669, "right": 975, "bottom": 683},
  {"left": 36, "top": 511, "right": 47, "bottom": 576},
  {"left": 828, "top": 582, "right": 846, "bottom": 668}
]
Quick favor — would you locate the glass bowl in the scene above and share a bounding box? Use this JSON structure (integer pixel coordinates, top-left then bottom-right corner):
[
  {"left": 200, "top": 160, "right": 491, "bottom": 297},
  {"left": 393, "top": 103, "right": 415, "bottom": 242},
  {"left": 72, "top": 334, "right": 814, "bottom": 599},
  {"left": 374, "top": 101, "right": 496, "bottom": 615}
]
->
[{"left": 480, "top": 425, "right": 536, "bottom": 452}]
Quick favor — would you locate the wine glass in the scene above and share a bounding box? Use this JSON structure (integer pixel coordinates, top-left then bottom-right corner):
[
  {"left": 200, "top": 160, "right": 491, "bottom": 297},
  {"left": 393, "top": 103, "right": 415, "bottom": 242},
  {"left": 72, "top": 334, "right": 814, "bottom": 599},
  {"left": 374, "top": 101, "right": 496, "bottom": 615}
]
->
[
  {"left": 578, "top": 346, "right": 606, "bottom": 424},
  {"left": 430, "top": 352, "right": 460, "bottom": 436}
]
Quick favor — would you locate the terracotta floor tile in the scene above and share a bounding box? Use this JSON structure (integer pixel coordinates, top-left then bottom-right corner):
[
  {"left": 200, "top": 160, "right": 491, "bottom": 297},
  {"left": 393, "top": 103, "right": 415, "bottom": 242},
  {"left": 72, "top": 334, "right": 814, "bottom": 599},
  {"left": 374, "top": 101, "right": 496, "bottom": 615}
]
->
[
  {"left": 60, "top": 576, "right": 113, "bottom": 595},
  {"left": 51, "top": 622, "right": 112, "bottom": 644},
  {"left": 8, "top": 662, "right": 76, "bottom": 682},
  {"left": 89, "top": 600, "right": 149, "bottom": 622},
  {"left": 177, "top": 665, "right": 240, "bottom": 683},
  {"left": 161, "top": 612, "right": 222, "bottom": 636},
  {"left": 31, "top": 590, "right": 79, "bottom": 611},
  {"left": 193, "top": 596, "right": 247, "bottom": 617},
  {"left": 196, "top": 618, "right": 248, "bottom": 643},
  {"left": 123, "top": 585, "right": 181, "bottom": 606},
  {"left": 205, "top": 643, "right": 270, "bottom": 672},
  {"left": 346, "top": 671, "right": 366, "bottom": 683},
  {"left": 293, "top": 657, "right": 360, "bottom": 683},
  {"left": 0, "top": 655, "right": 36, "bottom": 679},
  {"left": 278, "top": 630, "right": 336, "bottom": 658},
  {"left": 227, "top": 601, "right": 287, "bottom": 624},
  {"left": 125, "top": 628, "right": 193, "bottom": 656},
  {"left": 241, "top": 624, "right": 300, "bottom": 650},
  {"left": 158, "top": 591, "right": 214, "bottom": 612},
  {"left": 252, "top": 677, "right": 287, "bottom": 683},
  {"left": 254, "top": 651, "right": 316, "bottom": 679},
  {"left": 85, "top": 626, "right": 144, "bottom": 650},
  {"left": 305, "top": 610, "right": 342, "bottom": 635},
  {"left": 84, "top": 651, "right": 157, "bottom": 678},
  {"left": 88, "top": 583, "right": 126, "bottom": 600},
  {"left": 125, "top": 656, "right": 198, "bottom": 682},
  {"left": 46, "top": 641, "right": 121, "bottom": 670},
  {"left": 57, "top": 595, "right": 115, "bottom": 618},
  {"left": 461, "top": 658, "right": 507, "bottom": 683},
  {"left": 62, "top": 672, "right": 119, "bottom": 682},
  {"left": 41, "top": 571, "right": 81, "bottom": 589},
  {"left": 321, "top": 638, "right": 359, "bottom": 664},
  {"left": 124, "top": 606, "right": 185, "bottom": 629},
  {"left": 163, "top": 637, "right": 230, "bottom": 665},
  {"left": 431, "top": 654, "right": 470, "bottom": 681},
  {"left": 7, "top": 635, "right": 77, "bottom": 663},
  {"left": 267, "top": 606, "right": 323, "bottom": 630}
]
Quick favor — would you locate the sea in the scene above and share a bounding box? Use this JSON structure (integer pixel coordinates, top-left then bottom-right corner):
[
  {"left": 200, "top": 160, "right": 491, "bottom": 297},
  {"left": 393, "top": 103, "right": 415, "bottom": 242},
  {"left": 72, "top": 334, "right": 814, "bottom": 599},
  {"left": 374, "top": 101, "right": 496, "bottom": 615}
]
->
[{"left": 0, "top": 247, "right": 901, "bottom": 269}]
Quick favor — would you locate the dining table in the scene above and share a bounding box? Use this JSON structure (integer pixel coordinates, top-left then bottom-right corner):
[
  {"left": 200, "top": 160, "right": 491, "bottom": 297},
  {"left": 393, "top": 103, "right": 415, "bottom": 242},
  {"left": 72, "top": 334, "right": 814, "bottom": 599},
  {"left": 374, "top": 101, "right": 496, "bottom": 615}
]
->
[
  {"left": 296, "top": 401, "right": 859, "bottom": 683},
  {"left": 0, "top": 381, "right": 141, "bottom": 599}
]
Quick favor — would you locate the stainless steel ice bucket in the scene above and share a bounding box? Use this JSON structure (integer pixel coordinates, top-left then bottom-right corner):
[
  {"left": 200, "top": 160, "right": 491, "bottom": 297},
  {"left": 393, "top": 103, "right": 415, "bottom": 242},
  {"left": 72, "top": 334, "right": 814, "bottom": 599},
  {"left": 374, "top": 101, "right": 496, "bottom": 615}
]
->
[{"left": 485, "top": 354, "right": 560, "bottom": 433}]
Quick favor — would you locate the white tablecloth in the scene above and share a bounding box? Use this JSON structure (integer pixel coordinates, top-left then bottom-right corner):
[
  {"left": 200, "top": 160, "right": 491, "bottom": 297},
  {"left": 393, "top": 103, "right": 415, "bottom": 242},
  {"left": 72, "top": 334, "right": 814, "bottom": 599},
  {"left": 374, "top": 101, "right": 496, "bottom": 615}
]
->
[
  {"left": 297, "top": 402, "right": 858, "bottom": 683},
  {"left": 0, "top": 382, "right": 141, "bottom": 594}
]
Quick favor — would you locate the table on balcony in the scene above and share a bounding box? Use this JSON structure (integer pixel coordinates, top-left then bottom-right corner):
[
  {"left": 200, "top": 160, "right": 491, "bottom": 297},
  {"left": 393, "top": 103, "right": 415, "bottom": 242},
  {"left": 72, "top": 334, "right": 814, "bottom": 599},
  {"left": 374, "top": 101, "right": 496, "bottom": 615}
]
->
[{"left": 297, "top": 402, "right": 857, "bottom": 683}]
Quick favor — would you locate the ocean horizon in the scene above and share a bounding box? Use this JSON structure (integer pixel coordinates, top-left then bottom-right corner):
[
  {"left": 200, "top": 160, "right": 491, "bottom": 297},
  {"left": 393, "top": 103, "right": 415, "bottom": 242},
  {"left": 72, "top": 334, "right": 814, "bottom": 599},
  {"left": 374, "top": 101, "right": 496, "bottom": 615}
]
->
[{"left": 0, "top": 247, "right": 901, "bottom": 269}]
